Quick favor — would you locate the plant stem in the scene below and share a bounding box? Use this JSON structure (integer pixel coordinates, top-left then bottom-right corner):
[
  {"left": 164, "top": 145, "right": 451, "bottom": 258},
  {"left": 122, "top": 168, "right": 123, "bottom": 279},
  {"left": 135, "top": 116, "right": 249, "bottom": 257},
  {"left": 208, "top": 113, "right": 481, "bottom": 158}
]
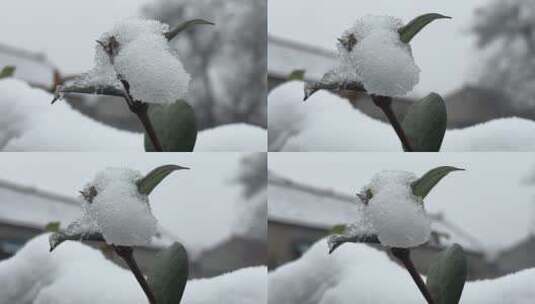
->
[
  {"left": 371, "top": 95, "right": 413, "bottom": 152},
  {"left": 113, "top": 245, "right": 157, "bottom": 304},
  {"left": 131, "top": 101, "right": 163, "bottom": 152},
  {"left": 97, "top": 39, "right": 163, "bottom": 152},
  {"left": 391, "top": 248, "right": 435, "bottom": 304}
]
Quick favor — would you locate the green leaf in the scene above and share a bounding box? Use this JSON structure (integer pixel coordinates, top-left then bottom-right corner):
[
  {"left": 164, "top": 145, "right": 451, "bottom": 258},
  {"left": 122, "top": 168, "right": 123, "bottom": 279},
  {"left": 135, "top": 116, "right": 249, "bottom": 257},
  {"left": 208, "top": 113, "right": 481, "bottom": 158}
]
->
[
  {"left": 144, "top": 100, "right": 198, "bottom": 152},
  {"left": 288, "top": 69, "right": 306, "bottom": 81},
  {"left": 329, "top": 224, "right": 347, "bottom": 235},
  {"left": 148, "top": 242, "right": 189, "bottom": 304},
  {"left": 399, "top": 13, "right": 452, "bottom": 43},
  {"left": 411, "top": 166, "right": 464, "bottom": 199},
  {"left": 401, "top": 93, "right": 447, "bottom": 152},
  {"left": 426, "top": 244, "right": 467, "bottom": 304},
  {"left": 0, "top": 66, "right": 15, "bottom": 79},
  {"left": 137, "top": 164, "right": 189, "bottom": 196},
  {"left": 45, "top": 221, "right": 61, "bottom": 233},
  {"left": 165, "top": 19, "right": 214, "bottom": 41}
]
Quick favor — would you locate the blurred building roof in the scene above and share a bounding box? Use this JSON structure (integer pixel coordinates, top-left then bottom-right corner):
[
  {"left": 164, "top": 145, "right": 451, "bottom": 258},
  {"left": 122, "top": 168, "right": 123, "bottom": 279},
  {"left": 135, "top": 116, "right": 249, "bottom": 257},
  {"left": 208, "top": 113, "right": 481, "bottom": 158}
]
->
[
  {"left": 0, "top": 179, "right": 80, "bottom": 230},
  {"left": 0, "top": 43, "right": 55, "bottom": 88},
  {"left": 268, "top": 35, "right": 336, "bottom": 82},
  {"left": 0, "top": 179, "right": 175, "bottom": 249}
]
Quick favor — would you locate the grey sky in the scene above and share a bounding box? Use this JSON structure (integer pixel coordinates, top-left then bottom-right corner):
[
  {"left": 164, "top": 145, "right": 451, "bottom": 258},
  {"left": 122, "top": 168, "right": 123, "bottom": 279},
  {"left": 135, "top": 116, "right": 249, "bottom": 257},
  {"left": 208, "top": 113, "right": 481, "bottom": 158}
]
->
[
  {"left": 0, "top": 152, "right": 246, "bottom": 254},
  {"left": 0, "top": 0, "right": 151, "bottom": 74},
  {"left": 269, "top": 0, "right": 490, "bottom": 96},
  {"left": 269, "top": 153, "right": 535, "bottom": 252}
]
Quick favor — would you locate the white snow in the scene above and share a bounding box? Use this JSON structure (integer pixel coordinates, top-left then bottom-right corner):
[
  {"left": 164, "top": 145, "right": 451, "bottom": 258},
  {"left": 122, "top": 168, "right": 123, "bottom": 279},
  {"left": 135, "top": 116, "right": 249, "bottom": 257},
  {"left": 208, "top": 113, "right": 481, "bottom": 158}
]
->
[
  {"left": 0, "top": 234, "right": 267, "bottom": 304},
  {"left": 0, "top": 78, "right": 142, "bottom": 151},
  {"left": 268, "top": 81, "right": 535, "bottom": 152},
  {"left": 195, "top": 123, "right": 267, "bottom": 152},
  {"left": 0, "top": 78, "right": 266, "bottom": 151},
  {"left": 335, "top": 15, "right": 420, "bottom": 96},
  {"left": 79, "top": 167, "right": 158, "bottom": 246},
  {"left": 76, "top": 18, "right": 191, "bottom": 105},
  {"left": 365, "top": 171, "right": 430, "bottom": 248},
  {"left": 269, "top": 238, "right": 535, "bottom": 304}
]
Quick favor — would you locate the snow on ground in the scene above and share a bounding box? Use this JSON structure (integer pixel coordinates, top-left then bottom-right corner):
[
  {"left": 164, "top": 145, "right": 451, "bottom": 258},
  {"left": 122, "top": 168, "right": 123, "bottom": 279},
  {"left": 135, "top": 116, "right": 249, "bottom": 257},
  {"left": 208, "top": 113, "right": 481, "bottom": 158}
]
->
[
  {"left": 269, "top": 238, "right": 535, "bottom": 304},
  {"left": 0, "top": 78, "right": 266, "bottom": 151},
  {"left": 268, "top": 81, "right": 535, "bottom": 151},
  {"left": 0, "top": 234, "right": 267, "bottom": 304},
  {"left": 335, "top": 15, "right": 420, "bottom": 96},
  {"left": 194, "top": 123, "right": 267, "bottom": 152}
]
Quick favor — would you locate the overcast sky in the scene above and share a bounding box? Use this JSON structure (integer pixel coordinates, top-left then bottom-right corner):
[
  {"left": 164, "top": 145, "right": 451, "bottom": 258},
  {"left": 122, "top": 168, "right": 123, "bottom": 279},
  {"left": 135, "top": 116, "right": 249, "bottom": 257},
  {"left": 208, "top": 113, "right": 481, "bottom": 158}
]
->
[
  {"left": 0, "top": 152, "right": 248, "bottom": 255},
  {"left": 0, "top": 0, "right": 152, "bottom": 74},
  {"left": 269, "top": 153, "right": 535, "bottom": 252},
  {"left": 269, "top": 0, "right": 490, "bottom": 96}
]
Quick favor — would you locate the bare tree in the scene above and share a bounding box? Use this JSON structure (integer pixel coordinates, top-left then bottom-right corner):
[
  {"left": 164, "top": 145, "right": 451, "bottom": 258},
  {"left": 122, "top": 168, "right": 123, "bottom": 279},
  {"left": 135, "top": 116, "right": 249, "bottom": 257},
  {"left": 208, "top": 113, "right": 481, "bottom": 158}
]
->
[
  {"left": 144, "top": 0, "right": 267, "bottom": 129},
  {"left": 473, "top": 0, "right": 535, "bottom": 110}
]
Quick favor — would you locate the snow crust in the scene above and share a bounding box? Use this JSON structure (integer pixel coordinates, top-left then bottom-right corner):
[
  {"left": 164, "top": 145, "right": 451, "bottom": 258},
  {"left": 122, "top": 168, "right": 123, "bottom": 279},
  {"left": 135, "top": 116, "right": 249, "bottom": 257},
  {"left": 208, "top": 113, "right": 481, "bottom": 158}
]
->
[
  {"left": 195, "top": 123, "right": 267, "bottom": 152},
  {"left": 269, "top": 238, "right": 535, "bottom": 304},
  {"left": 335, "top": 15, "right": 420, "bottom": 96},
  {"left": 79, "top": 167, "right": 158, "bottom": 246},
  {"left": 76, "top": 18, "right": 190, "bottom": 105},
  {"left": 0, "top": 78, "right": 266, "bottom": 151},
  {"left": 268, "top": 81, "right": 535, "bottom": 152},
  {"left": 0, "top": 234, "right": 266, "bottom": 304}
]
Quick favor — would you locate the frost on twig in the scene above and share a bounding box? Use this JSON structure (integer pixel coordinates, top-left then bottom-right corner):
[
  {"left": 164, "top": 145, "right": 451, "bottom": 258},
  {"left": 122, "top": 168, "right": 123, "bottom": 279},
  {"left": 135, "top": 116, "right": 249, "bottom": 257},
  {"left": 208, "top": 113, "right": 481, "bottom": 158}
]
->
[
  {"left": 53, "top": 18, "right": 198, "bottom": 105},
  {"left": 305, "top": 14, "right": 450, "bottom": 101}
]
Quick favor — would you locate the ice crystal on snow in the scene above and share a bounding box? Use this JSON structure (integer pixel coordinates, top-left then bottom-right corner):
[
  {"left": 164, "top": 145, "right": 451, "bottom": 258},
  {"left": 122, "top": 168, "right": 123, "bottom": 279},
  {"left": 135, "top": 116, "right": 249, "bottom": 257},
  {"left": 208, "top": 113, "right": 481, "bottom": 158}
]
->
[
  {"left": 334, "top": 15, "right": 420, "bottom": 96},
  {"left": 74, "top": 18, "right": 190, "bottom": 104},
  {"left": 365, "top": 171, "right": 431, "bottom": 248},
  {"left": 80, "top": 167, "right": 158, "bottom": 246}
]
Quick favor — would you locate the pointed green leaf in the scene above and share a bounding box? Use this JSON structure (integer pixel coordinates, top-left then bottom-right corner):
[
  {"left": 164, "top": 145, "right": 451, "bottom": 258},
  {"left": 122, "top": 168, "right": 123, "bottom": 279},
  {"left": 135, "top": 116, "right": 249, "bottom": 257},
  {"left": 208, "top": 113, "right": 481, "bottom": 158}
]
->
[
  {"left": 165, "top": 19, "right": 214, "bottom": 41},
  {"left": 411, "top": 166, "right": 464, "bottom": 199},
  {"left": 144, "top": 100, "right": 198, "bottom": 152},
  {"left": 288, "top": 70, "right": 306, "bottom": 81},
  {"left": 401, "top": 93, "right": 447, "bottom": 152},
  {"left": 137, "top": 164, "right": 189, "bottom": 195},
  {"left": 399, "top": 13, "right": 452, "bottom": 43},
  {"left": 426, "top": 244, "right": 467, "bottom": 304},
  {"left": 0, "top": 66, "right": 15, "bottom": 79},
  {"left": 147, "top": 242, "right": 189, "bottom": 304}
]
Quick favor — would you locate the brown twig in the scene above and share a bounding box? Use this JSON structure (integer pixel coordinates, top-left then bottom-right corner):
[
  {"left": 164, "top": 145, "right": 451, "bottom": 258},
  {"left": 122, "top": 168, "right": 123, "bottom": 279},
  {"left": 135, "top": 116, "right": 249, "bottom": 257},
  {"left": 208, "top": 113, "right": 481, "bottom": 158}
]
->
[
  {"left": 391, "top": 248, "right": 435, "bottom": 304},
  {"left": 113, "top": 245, "right": 157, "bottom": 304},
  {"left": 371, "top": 95, "right": 413, "bottom": 151}
]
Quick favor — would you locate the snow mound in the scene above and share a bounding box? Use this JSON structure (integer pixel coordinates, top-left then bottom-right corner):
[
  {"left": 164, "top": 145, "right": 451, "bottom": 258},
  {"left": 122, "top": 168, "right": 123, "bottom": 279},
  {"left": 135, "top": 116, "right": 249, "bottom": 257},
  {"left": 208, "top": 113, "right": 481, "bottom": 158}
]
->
[
  {"left": 0, "top": 79, "right": 264, "bottom": 151},
  {"left": 268, "top": 81, "right": 535, "bottom": 152},
  {"left": 365, "top": 171, "right": 430, "bottom": 248},
  {"left": 269, "top": 238, "right": 535, "bottom": 304},
  {"left": 0, "top": 78, "right": 142, "bottom": 151},
  {"left": 195, "top": 123, "right": 267, "bottom": 152},
  {"left": 80, "top": 167, "right": 157, "bottom": 246},
  {"left": 78, "top": 18, "right": 190, "bottom": 104},
  {"left": 268, "top": 81, "right": 398, "bottom": 151},
  {"left": 0, "top": 234, "right": 266, "bottom": 304},
  {"left": 335, "top": 15, "right": 420, "bottom": 96}
]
